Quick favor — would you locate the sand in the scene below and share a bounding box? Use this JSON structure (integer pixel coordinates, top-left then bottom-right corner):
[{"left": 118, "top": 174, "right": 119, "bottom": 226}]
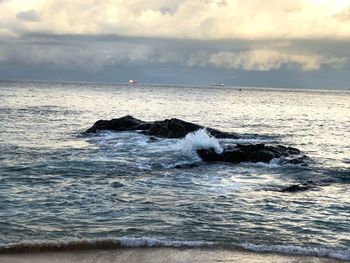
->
[{"left": 0, "top": 248, "right": 345, "bottom": 263}]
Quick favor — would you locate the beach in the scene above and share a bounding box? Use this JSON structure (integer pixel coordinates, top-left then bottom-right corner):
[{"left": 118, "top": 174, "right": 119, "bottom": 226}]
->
[{"left": 0, "top": 248, "right": 344, "bottom": 263}]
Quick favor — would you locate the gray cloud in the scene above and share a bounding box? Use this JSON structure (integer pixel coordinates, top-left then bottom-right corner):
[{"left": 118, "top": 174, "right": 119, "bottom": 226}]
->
[
  {"left": 0, "top": 34, "right": 349, "bottom": 73},
  {"left": 16, "top": 10, "right": 40, "bottom": 22},
  {"left": 0, "top": 33, "right": 349, "bottom": 88},
  {"left": 0, "top": 40, "right": 153, "bottom": 72}
]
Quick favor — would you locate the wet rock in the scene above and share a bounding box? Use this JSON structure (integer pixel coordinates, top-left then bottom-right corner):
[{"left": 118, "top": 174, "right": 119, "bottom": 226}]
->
[
  {"left": 266, "top": 145, "right": 301, "bottom": 156},
  {"left": 271, "top": 180, "right": 331, "bottom": 193},
  {"left": 86, "top": 115, "right": 239, "bottom": 139},
  {"left": 280, "top": 180, "right": 327, "bottom": 192},
  {"left": 197, "top": 148, "right": 226, "bottom": 162},
  {"left": 86, "top": 115, "right": 150, "bottom": 133},
  {"left": 284, "top": 155, "right": 308, "bottom": 166},
  {"left": 280, "top": 184, "right": 312, "bottom": 192},
  {"left": 148, "top": 136, "right": 159, "bottom": 142},
  {"left": 173, "top": 163, "right": 200, "bottom": 169},
  {"left": 197, "top": 144, "right": 306, "bottom": 165},
  {"left": 110, "top": 182, "right": 125, "bottom": 188}
]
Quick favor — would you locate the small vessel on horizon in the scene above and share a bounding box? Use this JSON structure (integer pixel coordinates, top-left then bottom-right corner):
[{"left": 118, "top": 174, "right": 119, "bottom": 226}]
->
[
  {"left": 212, "top": 83, "right": 224, "bottom": 87},
  {"left": 128, "top": 80, "right": 139, "bottom": 86}
]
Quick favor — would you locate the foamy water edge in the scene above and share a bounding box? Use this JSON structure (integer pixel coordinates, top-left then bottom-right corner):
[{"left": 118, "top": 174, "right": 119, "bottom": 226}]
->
[{"left": 1, "top": 237, "right": 349, "bottom": 260}]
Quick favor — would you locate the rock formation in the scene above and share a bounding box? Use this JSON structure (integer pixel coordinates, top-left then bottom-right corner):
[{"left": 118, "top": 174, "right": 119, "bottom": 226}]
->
[
  {"left": 197, "top": 144, "right": 307, "bottom": 165},
  {"left": 86, "top": 115, "right": 239, "bottom": 139},
  {"left": 86, "top": 115, "right": 307, "bottom": 166}
]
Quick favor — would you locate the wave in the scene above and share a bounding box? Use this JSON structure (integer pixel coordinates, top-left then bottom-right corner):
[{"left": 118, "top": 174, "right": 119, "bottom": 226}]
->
[
  {"left": 323, "top": 168, "right": 350, "bottom": 184},
  {"left": 241, "top": 157, "right": 308, "bottom": 169},
  {"left": 1, "top": 237, "right": 349, "bottom": 260},
  {"left": 134, "top": 161, "right": 153, "bottom": 171},
  {"left": 177, "top": 129, "right": 223, "bottom": 159},
  {"left": 0, "top": 237, "right": 213, "bottom": 253},
  {"left": 240, "top": 243, "right": 350, "bottom": 261}
]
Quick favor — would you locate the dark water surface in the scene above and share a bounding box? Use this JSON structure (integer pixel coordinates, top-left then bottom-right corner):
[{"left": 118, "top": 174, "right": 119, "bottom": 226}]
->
[{"left": 0, "top": 80, "right": 349, "bottom": 259}]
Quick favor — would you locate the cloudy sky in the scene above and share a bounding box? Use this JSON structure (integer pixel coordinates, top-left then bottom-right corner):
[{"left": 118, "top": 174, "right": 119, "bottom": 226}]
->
[{"left": 1, "top": 0, "right": 350, "bottom": 88}]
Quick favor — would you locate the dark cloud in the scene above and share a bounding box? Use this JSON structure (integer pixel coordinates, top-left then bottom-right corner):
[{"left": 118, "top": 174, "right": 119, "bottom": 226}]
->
[
  {"left": 16, "top": 10, "right": 40, "bottom": 22},
  {"left": 0, "top": 33, "right": 349, "bottom": 89}
]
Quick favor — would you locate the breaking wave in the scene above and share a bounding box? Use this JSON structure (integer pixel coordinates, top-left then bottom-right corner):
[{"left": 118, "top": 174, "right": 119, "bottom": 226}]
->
[
  {"left": 177, "top": 129, "right": 223, "bottom": 159},
  {"left": 0, "top": 237, "right": 213, "bottom": 253},
  {"left": 240, "top": 243, "right": 350, "bottom": 261},
  {"left": 1, "top": 238, "right": 349, "bottom": 260}
]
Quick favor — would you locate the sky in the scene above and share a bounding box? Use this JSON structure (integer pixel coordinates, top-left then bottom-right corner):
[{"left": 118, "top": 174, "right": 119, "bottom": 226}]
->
[{"left": 1, "top": 0, "right": 350, "bottom": 89}]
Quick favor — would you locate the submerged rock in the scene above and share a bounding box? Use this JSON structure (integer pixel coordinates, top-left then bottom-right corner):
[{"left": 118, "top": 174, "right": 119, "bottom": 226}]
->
[
  {"left": 110, "top": 182, "right": 125, "bottom": 188},
  {"left": 197, "top": 144, "right": 305, "bottom": 165},
  {"left": 86, "top": 115, "right": 239, "bottom": 139},
  {"left": 280, "top": 184, "right": 312, "bottom": 192},
  {"left": 280, "top": 180, "right": 329, "bottom": 193},
  {"left": 173, "top": 163, "right": 200, "bottom": 169}
]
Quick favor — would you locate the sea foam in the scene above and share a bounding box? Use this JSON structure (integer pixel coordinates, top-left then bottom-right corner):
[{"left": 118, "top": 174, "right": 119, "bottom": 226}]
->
[
  {"left": 240, "top": 243, "right": 350, "bottom": 261},
  {"left": 1, "top": 238, "right": 349, "bottom": 260},
  {"left": 0, "top": 237, "right": 213, "bottom": 253}
]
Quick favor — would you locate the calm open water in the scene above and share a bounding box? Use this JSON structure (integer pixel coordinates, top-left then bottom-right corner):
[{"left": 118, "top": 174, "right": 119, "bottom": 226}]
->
[{"left": 0, "top": 80, "right": 349, "bottom": 259}]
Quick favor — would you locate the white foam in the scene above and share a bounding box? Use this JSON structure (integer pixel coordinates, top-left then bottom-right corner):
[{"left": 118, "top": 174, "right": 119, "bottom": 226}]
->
[
  {"left": 1, "top": 238, "right": 349, "bottom": 260},
  {"left": 241, "top": 159, "right": 282, "bottom": 168},
  {"left": 177, "top": 129, "right": 223, "bottom": 159},
  {"left": 92, "top": 131, "right": 149, "bottom": 148},
  {"left": 134, "top": 162, "right": 153, "bottom": 171},
  {"left": 241, "top": 243, "right": 350, "bottom": 261},
  {"left": 132, "top": 138, "right": 148, "bottom": 147},
  {"left": 161, "top": 161, "right": 196, "bottom": 169},
  {"left": 117, "top": 237, "right": 212, "bottom": 248},
  {"left": 0, "top": 237, "right": 213, "bottom": 252},
  {"left": 224, "top": 138, "right": 270, "bottom": 144}
]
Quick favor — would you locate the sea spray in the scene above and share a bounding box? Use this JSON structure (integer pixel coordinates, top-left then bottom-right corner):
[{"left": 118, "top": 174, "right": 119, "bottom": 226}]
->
[{"left": 177, "top": 129, "right": 223, "bottom": 159}]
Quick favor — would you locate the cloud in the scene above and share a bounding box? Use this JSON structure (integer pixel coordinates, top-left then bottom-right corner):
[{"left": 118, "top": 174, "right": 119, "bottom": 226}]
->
[
  {"left": 16, "top": 9, "right": 40, "bottom": 22},
  {"left": 207, "top": 50, "right": 348, "bottom": 71},
  {"left": 1, "top": 0, "right": 350, "bottom": 39},
  {"left": 0, "top": 39, "right": 155, "bottom": 72},
  {"left": 0, "top": 35, "right": 348, "bottom": 73}
]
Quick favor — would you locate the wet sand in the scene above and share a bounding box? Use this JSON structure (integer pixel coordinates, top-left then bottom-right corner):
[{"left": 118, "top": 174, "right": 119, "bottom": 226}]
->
[{"left": 0, "top": 248, "right": 344, "bottom": 263}]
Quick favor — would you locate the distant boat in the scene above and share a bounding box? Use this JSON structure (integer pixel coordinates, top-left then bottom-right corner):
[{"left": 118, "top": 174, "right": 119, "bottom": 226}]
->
[
  {"left": 128, "top": 80, "right": 138, "bottom": 85},
  {"left": 212, "top": 83, "right": 224, "bottom": 87}
]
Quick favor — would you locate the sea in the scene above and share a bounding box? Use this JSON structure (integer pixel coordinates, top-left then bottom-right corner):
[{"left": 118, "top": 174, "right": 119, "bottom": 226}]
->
[{"left": 0, "top": 80, "right": 349, "bottom": 260}]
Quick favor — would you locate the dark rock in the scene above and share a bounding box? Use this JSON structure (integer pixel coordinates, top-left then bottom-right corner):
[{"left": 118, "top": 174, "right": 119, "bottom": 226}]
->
[
  {"left": 86, "top": 115, "right": 239, "bottom": 139},
  {"left": 173, "top": 163, "right": 200, "bottom": 169},
  {"left": 280, "top": 180, "right": 322, "bottom": 192},
  {"left": 110, "top": 182, "right": 125, "bottom": 188},
  {"left": 223, "top": 149, "right": 250, "bottom": 163},
  {"left": 197, "top": 148, "right": 226, "bottom": 162},
  {"left": 284, "top": 155, "right": 308, "bottom": 166},
  {"left": 272, "top": 180, "right": 330, "bottom": 193},
  {"left": 86, "top": 115, "right": 149, "bottom": 133},
  {"left": 148, "top": 136, "right": 159, "bottom": 142},
  {"left": 280, "top": 184, "right": 312, "bottom": 192},
  {"left": 197, "top": 143, "right": 306, "bottom": 165},
  {"left": 265, "top": 145, "right": 301, "bottom": 156},
  {"left": 142, "top": 118, "right": 239, "bottom": 139}
]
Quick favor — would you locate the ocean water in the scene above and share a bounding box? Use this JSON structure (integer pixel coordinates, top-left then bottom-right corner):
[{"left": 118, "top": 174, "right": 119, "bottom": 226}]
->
[{"left": 0, "top": 80, "right": 349, "bottom": 260}]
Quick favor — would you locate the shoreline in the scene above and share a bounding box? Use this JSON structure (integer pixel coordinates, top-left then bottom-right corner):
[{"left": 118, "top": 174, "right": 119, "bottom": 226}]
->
[{"left": 0, "top": 248, "right": 346, "bottom": 263}]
